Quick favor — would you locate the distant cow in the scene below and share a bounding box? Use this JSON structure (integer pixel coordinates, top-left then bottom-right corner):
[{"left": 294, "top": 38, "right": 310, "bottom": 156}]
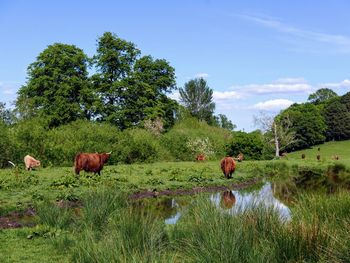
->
[
  {"left": 317, "top": 154, "right": 321, "bottom": 161},
  {"left": 301, "top": 153, "right": 305, "bottom": 159},
  {"left": 74, "top": 152, "right": 111, "bottom": 175},
  {"left": 24, "top": 155, "right": 41, "bottom": 171},
  {"left": 220, "top": 156, "right": 236, "bottom": 179},
  {"left": 332, "top": 155, "right": 339, "bottom": 160},
  {"left": 196, "top": 154, "right": 206, "bottom": 161}
]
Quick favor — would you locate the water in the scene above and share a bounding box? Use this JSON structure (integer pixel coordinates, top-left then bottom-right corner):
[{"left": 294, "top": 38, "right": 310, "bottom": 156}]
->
[{"left": 161, "top": 182, "right": 291, "bottom": 224}]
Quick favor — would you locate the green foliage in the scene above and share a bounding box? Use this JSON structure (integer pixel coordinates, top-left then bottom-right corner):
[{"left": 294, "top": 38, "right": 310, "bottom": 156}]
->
[
  {"left": 308, "top": 88, "right": 338, "bottom": 104},
  {"left": 214, "top": 113, "right": 236, "bottom": 130},
  {"left": 0, "top": 122, "right": 13, "bottom": 167},
  {"left": 323, "top": 97, "right": 350, "bottom": 141},
  {"left": 161, "top": 117, "right": 231, "bottom": 160},
  {"left": 16, "top": 43, "right": 93, "bottom": 127},
  {"left": 115, "top": 128, "right": 170, "bottom": 164},
  {"left": 92, "top": 32, "right": 177, "bottom": 129},
  {"left": 186, "top": 137, "right": 214, "bottom": 159},
  {"left": 44, "top": 120, "right": 119, "bottom": 166},
  {"left": 179, "top": 78, "right": 215, "bottom": 124},
  {"left": 279, "top": 103, "right": 326, "bottom": 150},
  {"left": 225, "top": 131, "right": 265, "bottom": 160},
  {"left": 0, "top": 102, "right": 14, "bottom": 125}
]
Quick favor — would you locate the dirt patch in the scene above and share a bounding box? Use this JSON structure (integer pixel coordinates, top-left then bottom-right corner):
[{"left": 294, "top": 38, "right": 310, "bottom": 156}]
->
[
  {"left": 56, "top": 199, "right": 83, "bottom": 208},
  {"left": 129, "top": 177, "right": 262, "bottom": 199},
  {"left": 0, "top": 207, "right": 36, "bottom": 229}
]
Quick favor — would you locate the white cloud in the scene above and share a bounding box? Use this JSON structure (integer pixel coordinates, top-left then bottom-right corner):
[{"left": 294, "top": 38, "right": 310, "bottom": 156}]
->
[
  {"left": 320, "top": 79, "right": 350, "bottom": 89},
  {"left": 0, "top": 81, "right": 21, "bottom": 104},
  {"left": 213, "top": 90, "right": 241, "bottom": 100},
  {"left": 168, "top": 91, "right": 180, "bottom": 101},
  {"left": 239, "top": 14, "right": 350, "bottom": 53},
  {"left": 193, "top": 73, "right": 210, "bottom": 79},
  {"left": 230, "top": 77, "right": 312, "bottom": 96},
  {"left": 253, "top": 99, "right": 294, "bottom": 111}
]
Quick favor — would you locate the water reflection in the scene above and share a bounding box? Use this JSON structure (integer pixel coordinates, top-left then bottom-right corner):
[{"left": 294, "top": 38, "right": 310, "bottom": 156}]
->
[
  {"left": 210, "top": 183, "right": 291, "bottom": 222},
  {"left": 163, "top": 182, "right": 291, "bottom": 224},
  {"left": 220, "top": 191, "right": 236, "bottom": 209}
]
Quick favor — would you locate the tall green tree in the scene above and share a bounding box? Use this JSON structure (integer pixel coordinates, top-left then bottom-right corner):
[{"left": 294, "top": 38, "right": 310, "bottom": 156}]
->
[
  {"left": 0, "top": 102, "right": 14, "bottom": 125},
  {"left": 15, "top": 43, "right": 93, "bottom": 127},
  {"left": 279, "top": 103, "right": 326, "bottom": 150},
  {"left": 93, "top": 32, "right": 177, "bottom": 129},
  {"left": 308, "top": 88, "right": 338, "bottom": 104},
  {"left": 215, "top": 114, "right": 236, "bottom": 131},
  {"left": 179, "top": 78, "right": 215, "bottom": 124},
  {"left": 340, "top": 92, "right": 350, "bottom": 111},
  {"left": 92, "top": 32, "right": 140, "bottom": 122},
  {"left": 323, "top": 98, "right": 350, "bottom": 140}
]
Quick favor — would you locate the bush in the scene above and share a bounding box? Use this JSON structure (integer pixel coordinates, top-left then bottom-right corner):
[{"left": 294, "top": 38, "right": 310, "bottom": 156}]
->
[
  {"left": 114, "top": 128, "right": 170, "bottom": 164},
  {"left": 225, "top": 131, "right": 265, "bottom": 160},
  {"left": 161, "top": 117, "right": 231, "bottom": 161}
]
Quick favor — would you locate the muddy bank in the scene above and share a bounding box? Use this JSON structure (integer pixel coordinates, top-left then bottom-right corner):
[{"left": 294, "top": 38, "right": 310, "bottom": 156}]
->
[
  {"left": 1, "top": 178, "right": 261, "bottom": 229},
  {"left": 129, "top": 177, "right": 262, "bottom": 199},
  {"left": 0, "top": 207, "right": 36, "bottom": 229}
]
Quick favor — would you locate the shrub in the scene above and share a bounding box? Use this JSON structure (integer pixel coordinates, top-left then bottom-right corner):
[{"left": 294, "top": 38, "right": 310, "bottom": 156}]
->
[{"left": 225, "top": 131, "right": 265, "bottom": 160}]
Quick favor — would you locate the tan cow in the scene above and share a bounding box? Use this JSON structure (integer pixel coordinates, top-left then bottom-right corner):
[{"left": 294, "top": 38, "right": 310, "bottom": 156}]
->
[{"left": 24, "top": 155, "right": 41, "bottom": 170}]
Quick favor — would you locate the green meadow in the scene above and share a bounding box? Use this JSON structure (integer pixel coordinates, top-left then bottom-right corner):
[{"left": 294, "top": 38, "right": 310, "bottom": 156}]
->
[{"left": 1, "top": 141, "right": 350, "bottom": 262}]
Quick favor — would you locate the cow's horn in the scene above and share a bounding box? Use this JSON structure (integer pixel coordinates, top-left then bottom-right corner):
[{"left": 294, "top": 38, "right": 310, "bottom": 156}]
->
[
  {"left": 8, "top": 161, "right": 16, "bottom": 167},
  {"left": 107, "top": 151, "right": 112, "bottom": 154}
]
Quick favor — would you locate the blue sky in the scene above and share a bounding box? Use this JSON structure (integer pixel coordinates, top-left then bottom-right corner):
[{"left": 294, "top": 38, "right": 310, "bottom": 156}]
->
[{"left": 1, "top": 0, "right": 350, "bottom": 131}]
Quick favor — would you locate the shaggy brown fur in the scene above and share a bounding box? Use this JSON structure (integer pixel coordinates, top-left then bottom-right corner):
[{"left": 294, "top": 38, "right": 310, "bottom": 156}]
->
[
  {"left": 74, "top": 152, "right": 111, "bottom": 175},
  {"left": 220, "top": 156, "right": 236, "bottom": 179}
]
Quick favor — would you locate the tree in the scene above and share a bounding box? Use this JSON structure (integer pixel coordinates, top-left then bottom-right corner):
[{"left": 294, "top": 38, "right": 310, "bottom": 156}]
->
[
  {"left": 225, "top": 131, "right": 264, "bottom": 160},
  {"left": 15, "top": 43, "right": 93, "bottom": 127},
  {"left": 0, "top": 102, "right": 14, "bottom": 125},
  {"left": 340, "top": 92, "right": 350, "bottom": 111},
  {"left": 323, "top": 98, "right": 350, "bottom": 140},
  {"left": 278, "top": 103, "right": 326, "bottom": 150},
  {"left": 93, "top": 32, "right": 177, "bottom": 129},
  {"left": 254, "top": 111, "right": 296, "bottom": 157},
  {"left": 215, "top": 114, "right": 236, "bottom": 131},
  {"left": 92, "top": 32, "right": 141, "bottom": 123},
  {"left": 179, "top": 78, "right": 215, "bottom": 124},
  {"left": 308, "top": 88, "right": 338, "bottom": 104}
]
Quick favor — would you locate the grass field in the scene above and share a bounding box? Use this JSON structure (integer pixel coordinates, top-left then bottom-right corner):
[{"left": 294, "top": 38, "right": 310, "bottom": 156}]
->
[
  {"left": 287, "top": 140, "right": 350, "bottom": 162},
  {"left": 1, "top": 140, "right": 350, "bottom": 262}
]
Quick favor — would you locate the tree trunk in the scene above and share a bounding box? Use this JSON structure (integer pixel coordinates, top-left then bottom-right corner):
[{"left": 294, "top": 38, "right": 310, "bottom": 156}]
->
[{"left": 274, "top": 122, "right": 280, "bottom": 157}]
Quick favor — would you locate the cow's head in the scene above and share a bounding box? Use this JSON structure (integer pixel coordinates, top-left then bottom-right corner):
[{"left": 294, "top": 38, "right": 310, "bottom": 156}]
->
[{"left": 100, "top": 152, "right": 111, "bottom": 164}]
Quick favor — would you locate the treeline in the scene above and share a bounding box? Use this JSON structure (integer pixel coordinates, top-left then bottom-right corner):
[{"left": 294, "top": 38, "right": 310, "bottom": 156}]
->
[
  {"left": 276, "top": 88, "right": 350, "bottom": 152},
  {"left": 0, "top": 32, "right": 246, "bottom": 167},
  {"left": 0, "top": 117, "right": 242, "bottom": 167}
]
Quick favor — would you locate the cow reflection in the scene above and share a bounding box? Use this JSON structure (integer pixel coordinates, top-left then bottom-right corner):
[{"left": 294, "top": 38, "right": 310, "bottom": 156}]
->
[{"left": 220, "top": 191, "right": 236, "bottom": 209}]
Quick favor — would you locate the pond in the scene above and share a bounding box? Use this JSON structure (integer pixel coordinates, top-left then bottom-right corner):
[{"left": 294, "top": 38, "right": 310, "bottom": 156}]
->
[{"left": 136, "top": 181, "right": 292, "bottom": 225}]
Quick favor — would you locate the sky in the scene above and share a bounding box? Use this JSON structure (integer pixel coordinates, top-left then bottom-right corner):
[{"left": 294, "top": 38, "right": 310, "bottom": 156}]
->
[{"left": 1, "top": 0, "right": 350, "bottom": 131}]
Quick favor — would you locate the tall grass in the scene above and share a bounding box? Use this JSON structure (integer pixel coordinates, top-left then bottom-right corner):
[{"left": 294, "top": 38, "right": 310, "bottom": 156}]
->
[{"left": 170, "top": 192, "right": 350, "bottom": 262}]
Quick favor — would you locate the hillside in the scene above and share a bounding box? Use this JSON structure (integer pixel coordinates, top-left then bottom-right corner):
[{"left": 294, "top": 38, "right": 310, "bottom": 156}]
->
[{"left": 287, "top": 140, "right": 350, "bottom": 163}]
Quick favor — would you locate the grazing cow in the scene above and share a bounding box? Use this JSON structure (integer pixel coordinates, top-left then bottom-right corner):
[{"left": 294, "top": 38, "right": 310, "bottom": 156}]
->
[
  {"left": 332, "top": 155, "right": 339, "bottom": 160},
  {"left": 237, "top": 153, "right": 244, "bottom": 162},
  {"left": 301, "top": 153, "right": 305, "bottom": 159},
  {"left": 24, "top": 155, "right": 41, "bottom": 171},
  {"left": 317, "top": 154, "right": 321, "bottom": 161},
  {"left": 220, "top": 156, "right": 236, "bottom": 179},
  {"left": 196, "top": 154, "right": 205, "bottom": 161},
  {"left": 74, "top": 152, "right": 111, "bottom": 175},
  {"left": 221, "top": 191, "right": 236, "bottom": 209}
]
